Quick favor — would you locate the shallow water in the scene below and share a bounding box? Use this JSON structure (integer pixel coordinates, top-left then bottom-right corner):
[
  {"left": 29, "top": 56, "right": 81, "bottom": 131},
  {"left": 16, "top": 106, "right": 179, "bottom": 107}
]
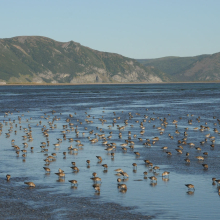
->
[{"left": 0, "top": 83, "right": 220, "bottom": 219}]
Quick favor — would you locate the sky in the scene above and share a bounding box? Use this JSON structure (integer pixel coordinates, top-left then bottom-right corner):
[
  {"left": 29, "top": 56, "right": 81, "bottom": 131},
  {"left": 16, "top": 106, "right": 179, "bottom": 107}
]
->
[{"left": 0, "top": 0, "right": 220, "bottom": 59}]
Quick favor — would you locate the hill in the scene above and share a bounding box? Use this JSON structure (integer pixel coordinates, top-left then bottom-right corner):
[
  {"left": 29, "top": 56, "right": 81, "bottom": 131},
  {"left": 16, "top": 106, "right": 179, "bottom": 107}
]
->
[
  {"left": 0, "top": 36, "right": 168, "bottom": 84},
  {"left": 137, "top": 53, "right": 220, "bottom": 82}
]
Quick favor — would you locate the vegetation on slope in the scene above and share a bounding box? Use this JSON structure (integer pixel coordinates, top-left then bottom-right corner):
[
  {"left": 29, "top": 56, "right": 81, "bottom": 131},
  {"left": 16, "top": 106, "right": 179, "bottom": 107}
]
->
[{"left": 0, "top": 36, "right": 166, "bottom": 83}]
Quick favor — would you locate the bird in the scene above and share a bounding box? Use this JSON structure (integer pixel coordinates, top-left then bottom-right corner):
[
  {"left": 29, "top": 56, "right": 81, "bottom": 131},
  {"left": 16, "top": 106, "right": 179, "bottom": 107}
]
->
[
  {"left": 175, "top": 149, "right": 182, "bottom": 154},
  {"left": 118, "top": 183, "right": 127, "bottom": 190},
  {"left": 6, "top": 174, "right": 11, "bottom": 181},
  {"left": 212, "top": 177, "right": 216, "bottom": 182},
  {"left": 161, "top": 146, "right": 168, "bottom": 150},
  {"left": 120, "top": 172, "right": 129, "bottom": 178},
  {"left": 24, "top": 182, "right": 35, "bottom": 187},
  {"left": 143, "top": 171, "right": 148, "bottom": 176},
  {"left": 215, "top": 179, "right": 220, "bottom": 185},
  {"left": 71, "top": 166, "right": 79, "bottom": 172},
  {"left": 92, "top": 172, "right": 97, "bottom": 177},
  {"left": 134, "top": 152, "right": 140, "bottom": 156},
  {"left": 202, "top": 164, "right": 208, "bottom": 169},
  {"left": 55, "top": 172, "right": 65, "bottom": 177},
  {"left": 58, "top": 168, "right": 64, "bottom": 173},
  {"left": 185, "top": 184, "right": 195, "bottom": 191},
  {"left": 96, "top": 156, "right": 102, "bottom": 161},
  {"left": 114, "top": 168, "right": 123, "bottom": 173},
  {"left": 68, "top": 180, "right": 78, "bottom": 185},
  {"left": 149, "top": 176, "right": 157, "bottom": 182},
  {"left": 43, "top": 167, "right": 51, "bottom": 172},
  {"left": 132, "top": 163, "right": 137, "bottom": 169},
  {"left": 153, "top": 166, "right": 160, "bottom": 171},
  {"left": 162, "top": 171, "right": 170, "bottom": 177},
  {"left": 144, "top": 159, "right": 150, "bottom": 164},
  {"left": 196, "top": 156, "right": 204, "bottom": 161},
  {"left": 184, "top": 158, "right": 190, "bottom": 163},
  {"left": 91, "top": 177, "right": 102, "bottom": 183},
  {"left": 117, "top": 178, "right": 122, "bottom": 183},
  {"left": 102, "top": 164, "right": 108, "bottom": 169}
]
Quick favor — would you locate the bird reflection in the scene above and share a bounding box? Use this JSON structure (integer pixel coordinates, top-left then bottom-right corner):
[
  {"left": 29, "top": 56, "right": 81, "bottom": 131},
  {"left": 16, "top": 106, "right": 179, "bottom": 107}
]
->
[
  {"left": 186, "top": 191, "right": 194, "bottom": 195},
  {"left": 150, "top": 182, "right": 157, "bottom": 187},
  {"left": 71, "top": 186, "right": 78, "bottom": 190},
  {"left": 162, "top": 177, "right": 169, "bottom": 182},
  {"left": 57, "top": 178, "right": 65, "bottom": 183}
]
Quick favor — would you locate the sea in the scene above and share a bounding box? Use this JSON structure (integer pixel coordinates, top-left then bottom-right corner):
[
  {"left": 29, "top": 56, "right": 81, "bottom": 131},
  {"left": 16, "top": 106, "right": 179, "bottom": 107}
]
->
[{"left": 0, "top": 83, "right": 220, "bottom": 219}]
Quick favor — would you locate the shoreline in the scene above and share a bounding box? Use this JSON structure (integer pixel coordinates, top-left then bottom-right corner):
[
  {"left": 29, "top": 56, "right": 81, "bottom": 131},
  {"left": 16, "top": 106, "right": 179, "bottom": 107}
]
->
[{"left": 1, "top": 81, "right": 220, "bottom": 86}]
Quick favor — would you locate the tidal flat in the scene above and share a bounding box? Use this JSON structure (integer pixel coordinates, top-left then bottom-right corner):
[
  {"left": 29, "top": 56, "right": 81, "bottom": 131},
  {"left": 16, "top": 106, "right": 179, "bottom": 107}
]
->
[{"left": 0, "top": 83, "right": 220, "bottom": 219}]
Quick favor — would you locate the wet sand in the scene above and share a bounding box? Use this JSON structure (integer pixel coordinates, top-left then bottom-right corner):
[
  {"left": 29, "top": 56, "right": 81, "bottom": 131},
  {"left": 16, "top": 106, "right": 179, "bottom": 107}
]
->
[{"left": 0, "top": 178, "right": 153, "bottom": 220}]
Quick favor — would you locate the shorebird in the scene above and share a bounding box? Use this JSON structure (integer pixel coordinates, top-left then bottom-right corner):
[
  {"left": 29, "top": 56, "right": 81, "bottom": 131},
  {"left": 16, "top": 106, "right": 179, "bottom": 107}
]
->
[
  {"left": 162, "top": 171, "right": 170, "bottom": 177},
  {"left": 91, "top": 177, "right": 101, "bottom": 183},
  {"left": 120, "top": 172, "right": 129, "bottom": 178},
  {"left": 92, "top": 172, "right": 97, "bottom": 177},
  {"left": 58, "top": 168, "right": 64, "bottom": 173},
  {"left": 71, "top": 166, "right": 79, "bottom": 172},
  {"left": 102, "top": 164, "right": 108, "bottom": 169},
  {"left": 43, "top": 167, "right": 51, "bottom": 172},
  {"left": 143, "top": 171, "right": 148, "bottom": 176},
  {"left": 117, "top": 178, "right": 122, "bottom": 183},
  {"left": 69, "top": 180, "right": 78, "bottom": 185},
  {"left": 6, "top": 174, "right": 11, "bottom": 181},
  {"left": 185, "top": 184, "right": 195, "bottom": 191},
  {"left": 118, "top": 183, "right": 127, "bottom": 190},
  {"left": 166, "top": 151, "right": 172, "bottom": 156},
  {"left": 114, "top": 168, "right": 123, "bottom": 173},
  {"left": 96, "top": 156, "right": 102, "bottom": 161},
  {"left": 55, "top": 172, "right": 65, "bottom": 177},
  {"left": 132, "top": 163, "right": 137, "bottom": 169},
  {"left": 134, "top": 152, "right": 140, "bottom": 156},
  {"left": 202, "top": 164, "right": 208, "bottom": 169},
  {"left": 144, "top": 159, "right": 150, "bottom": 164},
  {"left": 24, "top": 182, "right": 35, "bottom": 187},
  {"left": 149, "top": 176, "right": 157, "bottom": 182},
  {"left": 184, "top": 158, "right": 190, "bottom": 163},
  {"left": 175, "top": 149, "right": 182, "bottom": 154},
  {"left": 215, "top": 179, "right": 220, "bottom": 185},
  {"left": 153, "top": 166, "right": 160, "bottom": 171},
  {"left": 196, "top": 156, "right": 204, "bottom": 161},
  {"left": 161, "top": 146, "right": 168, "bottom": 150}
]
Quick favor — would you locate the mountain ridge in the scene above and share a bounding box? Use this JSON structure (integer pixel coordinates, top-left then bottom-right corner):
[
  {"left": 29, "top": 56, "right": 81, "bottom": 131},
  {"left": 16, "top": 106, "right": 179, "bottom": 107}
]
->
[
  {"left": 0, "top": 36, "right": 167, "bottom": 84},
  {"left": 137, "top": 52, "right": 220, "bottom": 81}
]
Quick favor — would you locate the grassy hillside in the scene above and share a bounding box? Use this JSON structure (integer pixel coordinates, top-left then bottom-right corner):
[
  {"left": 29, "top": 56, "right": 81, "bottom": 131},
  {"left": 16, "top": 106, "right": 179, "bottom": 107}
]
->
[
  {"left": 137, "top": 53, "right": 220, "bottom": 82},
  {"left": 0, "top": 36, "right": 167, "bottom": 83}
]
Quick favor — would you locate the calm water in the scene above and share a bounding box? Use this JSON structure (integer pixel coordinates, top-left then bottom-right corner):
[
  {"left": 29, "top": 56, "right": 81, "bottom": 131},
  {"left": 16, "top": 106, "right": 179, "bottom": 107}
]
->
[{"left": 0, "top": 83, "right": 220, "bottom": 219}]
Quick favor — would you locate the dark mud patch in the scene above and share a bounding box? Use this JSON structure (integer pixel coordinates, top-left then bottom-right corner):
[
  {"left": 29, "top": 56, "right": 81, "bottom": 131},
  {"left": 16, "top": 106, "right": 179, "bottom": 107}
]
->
[{"left": 0, "top": 178, "right": 155, "bottom": 220}]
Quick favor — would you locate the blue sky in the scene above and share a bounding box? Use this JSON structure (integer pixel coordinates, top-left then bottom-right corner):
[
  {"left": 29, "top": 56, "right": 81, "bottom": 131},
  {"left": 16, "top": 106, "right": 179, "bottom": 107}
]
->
[{"left": 0, "top": 0, "right": 220, "bottom": 59}]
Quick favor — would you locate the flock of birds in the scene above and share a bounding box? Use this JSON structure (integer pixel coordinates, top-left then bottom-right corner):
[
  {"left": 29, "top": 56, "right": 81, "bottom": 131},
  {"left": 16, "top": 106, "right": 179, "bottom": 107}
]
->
[{"left": 1, "top": 107, "right": 220, "bottom": 196}]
